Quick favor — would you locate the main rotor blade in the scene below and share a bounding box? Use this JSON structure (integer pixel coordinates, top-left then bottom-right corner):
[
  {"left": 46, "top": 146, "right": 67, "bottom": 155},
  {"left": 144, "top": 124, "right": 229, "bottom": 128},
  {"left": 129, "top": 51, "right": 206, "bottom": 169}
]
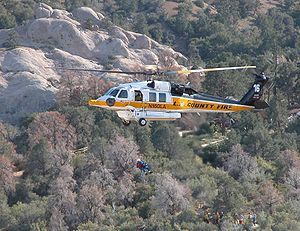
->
[
  {"left": 173, "top": 65, "right": 257, "bottom": 75},
  {"left": 49, "top": 67, "right": 159, "bottom": 75},
  {"left": 47, "top": 65, "right": 256, "bottom": 76}
]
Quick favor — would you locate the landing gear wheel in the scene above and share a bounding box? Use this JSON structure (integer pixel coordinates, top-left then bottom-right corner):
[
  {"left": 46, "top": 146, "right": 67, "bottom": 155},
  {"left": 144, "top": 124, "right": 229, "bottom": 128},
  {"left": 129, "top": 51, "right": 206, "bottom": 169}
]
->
[
  {"left": 122, "top": 120, "right": 131, "bottom": 126},
  {"left": 138, "top": 118, "right": 147, "bottom": 126}
]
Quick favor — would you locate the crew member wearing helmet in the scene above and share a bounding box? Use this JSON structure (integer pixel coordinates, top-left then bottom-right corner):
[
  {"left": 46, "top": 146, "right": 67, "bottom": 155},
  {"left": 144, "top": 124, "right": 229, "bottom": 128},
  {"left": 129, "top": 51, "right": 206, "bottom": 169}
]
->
[{"left": 136, "top": 158, "right": 152, "bottom": 175}]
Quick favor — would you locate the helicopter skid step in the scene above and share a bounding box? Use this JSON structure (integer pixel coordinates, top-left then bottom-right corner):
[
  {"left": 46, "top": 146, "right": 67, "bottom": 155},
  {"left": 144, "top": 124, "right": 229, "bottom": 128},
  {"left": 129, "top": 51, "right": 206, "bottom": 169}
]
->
[{"left": 116, "top": 110, "right": 181, "bottom": 122}]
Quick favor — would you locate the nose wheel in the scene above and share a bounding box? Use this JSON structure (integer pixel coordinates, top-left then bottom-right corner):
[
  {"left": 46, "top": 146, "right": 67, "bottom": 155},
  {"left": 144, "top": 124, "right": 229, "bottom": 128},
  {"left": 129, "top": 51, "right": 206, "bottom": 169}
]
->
[{"left": 138, "top": 118, "right": 147, "bottom": 126}]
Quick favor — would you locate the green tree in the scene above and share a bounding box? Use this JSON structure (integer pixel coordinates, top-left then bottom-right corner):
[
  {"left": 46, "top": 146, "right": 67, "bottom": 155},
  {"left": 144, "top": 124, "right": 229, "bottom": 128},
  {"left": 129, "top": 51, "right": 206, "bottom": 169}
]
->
[
  {"left": 268, "top": 93, "right": 289, "bottom": 132},
  {"left": 3, "top": 30, "right": 19, "bottom": 49},
  {"left": 255, "top": 14, "right": 278, "bottom": 52},
  {"left": 222, "top": 145, "right": 263, "bottom": 182},
  {"left": 168, "top": 1, "right": 193, "bottom": 36},
  {"left": 207, "top": 167, "right": 247, "bottom": 212},
  {"left": 25, "top": 139, "right": 50, "bottom": 196},
  {"left": 214, "top": 0, "right": 240, "bottom": 25},
  {"left": 60, "top": 106, "right": 96, "bottom": 147},
  {"left": 77, "top": 184, "right": 105, "bottom": 224},
  {"left": 27, "top": 111, "right": 76, "bottom": 151},
  {"left": 133, "top": 14, "right": 149, "bottom": 34},
  {"left": 0, "top": 189, "right": 13, "bottom": 230},
  {"left": 115, "top": 0, "right": 137, "bottom": 16},
  {"left": 255, "top": 180, "right": 284, "bottom": 214},
  {"left": 76, "top": 221, "right": 100, "bottom": 231},
  {"left": 64, "top": 0, "right": 87, "bottom": 11},
  {"left": 8, "top": 0, "right": 34, "bottom": 25},
  {"left": 133, "top": 125, "right": 154, "bottom": 153},
  {"left": 152, "top": 173, "right": 191, "bottom": 216},
  {"left": 0, "top": 5, "right": 16, "bottom": 29},
  {"left": 0, "top": 136, "right": 17, "bottom": 196},
  {"left": 104, "top": 135, "right": 139, "bottom": 178},
  {"left": 275, "top": 62, "right": 299, "bottom": 105},
  {"left": 151, "top": 122, "right": 183, "bottom": 158},
  {"left": 239, "top": 0, "right": 260, "bottom": 18},
  {"left": 47, "top": 165, "right": 77, "bottom": 230},
  {"left": 10, "top": 198, "right": 47, "bottom": 231},
  {"left": 48, "top": 207, "right": 69, "bottom": 231},
  {"left": 187, "top": 175, "right": 218, "bottom": 206}
]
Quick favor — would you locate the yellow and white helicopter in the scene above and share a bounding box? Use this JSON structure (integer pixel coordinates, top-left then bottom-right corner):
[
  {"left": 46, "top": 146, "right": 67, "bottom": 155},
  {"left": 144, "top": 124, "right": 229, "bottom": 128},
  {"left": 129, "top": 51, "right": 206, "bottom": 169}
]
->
[{"left": 63, "top": 65, "right": 269, "bottom": 126}]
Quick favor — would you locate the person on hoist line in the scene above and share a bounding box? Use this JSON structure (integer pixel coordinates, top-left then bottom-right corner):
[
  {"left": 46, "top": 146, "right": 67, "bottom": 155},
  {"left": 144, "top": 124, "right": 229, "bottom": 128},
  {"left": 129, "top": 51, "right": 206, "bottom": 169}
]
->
[{"left": 136, "top": 158, "right": 152, "bottom": 175}]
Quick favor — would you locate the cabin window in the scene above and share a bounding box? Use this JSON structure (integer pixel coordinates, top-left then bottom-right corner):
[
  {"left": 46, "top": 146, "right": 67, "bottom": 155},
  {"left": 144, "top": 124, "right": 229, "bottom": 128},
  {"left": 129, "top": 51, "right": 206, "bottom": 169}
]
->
[
  {"left": 118, "top": 90, "right": 128, "bottom": 98},
  {"left": 149, "top": 92, "right": 156, "bottom": 102},
  {"left": 110, "top": 89, "right": 120, "bottom": 97},
  {"left": 159, "top": 93, "right": 166, "bottom": 102},
  {"left": 135, "top": 90, "right": 143, "bottom": 101}
]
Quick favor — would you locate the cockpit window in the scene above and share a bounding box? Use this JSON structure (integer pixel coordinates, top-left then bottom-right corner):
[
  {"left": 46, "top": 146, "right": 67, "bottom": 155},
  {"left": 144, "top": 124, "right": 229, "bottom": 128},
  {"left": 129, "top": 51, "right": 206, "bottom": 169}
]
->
[
  {"left": 118, "top": 90, "right": 128, "bottom": 98},
  {"left": 109, "top": 89, "right": 120, "bottom": 97}
]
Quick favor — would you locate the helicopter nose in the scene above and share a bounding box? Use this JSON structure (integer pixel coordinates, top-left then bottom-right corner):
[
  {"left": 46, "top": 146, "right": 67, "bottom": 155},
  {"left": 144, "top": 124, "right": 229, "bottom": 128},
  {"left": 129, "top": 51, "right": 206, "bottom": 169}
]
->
[{"left": 88, "top": 99, "right": 98, "bottom": 106}]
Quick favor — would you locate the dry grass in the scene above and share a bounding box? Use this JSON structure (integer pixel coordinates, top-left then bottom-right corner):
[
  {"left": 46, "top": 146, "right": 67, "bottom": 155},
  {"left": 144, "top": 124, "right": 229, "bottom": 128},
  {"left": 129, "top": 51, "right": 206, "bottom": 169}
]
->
[
  {"left": 161, "top": 1, "right": 202, "bottom": 20},
  {"left": 258, "top": 0, "right": 282, "bottom": 14},
  {"left": 237, "top": 0, "right": 283, "bottom": 30},
  {"left": 162, "top": 0, "right": 282, "bottom": 25}
]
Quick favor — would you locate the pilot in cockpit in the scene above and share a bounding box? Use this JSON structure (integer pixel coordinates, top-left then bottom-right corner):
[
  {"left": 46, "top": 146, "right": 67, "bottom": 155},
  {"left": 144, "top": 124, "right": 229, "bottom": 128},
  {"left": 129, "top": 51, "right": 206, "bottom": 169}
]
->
[{"left": 135, "top": 91, "right": 143, "bottom": 101}]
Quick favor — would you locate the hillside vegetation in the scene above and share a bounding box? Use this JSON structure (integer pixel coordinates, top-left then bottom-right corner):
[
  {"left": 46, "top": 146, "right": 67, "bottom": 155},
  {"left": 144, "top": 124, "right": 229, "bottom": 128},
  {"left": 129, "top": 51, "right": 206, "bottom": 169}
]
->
[{"left": 0, "top": 0, "right": 300, "bottom": 230}]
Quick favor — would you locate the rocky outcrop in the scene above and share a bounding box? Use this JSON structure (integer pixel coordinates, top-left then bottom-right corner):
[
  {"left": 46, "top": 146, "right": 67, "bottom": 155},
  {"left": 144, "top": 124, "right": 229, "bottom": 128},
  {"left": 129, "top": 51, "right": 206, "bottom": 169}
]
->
[
  {"left": 0, "top": 3, "right": 188, "bottom": 123},
  {"left": 131, "top": 35, "right": 151, "bottom": 49},
  {"left": 94, "top": 38, "right": 130, "bottom": 59},
  {"left": 0, "top": 48, "right": 59, "bottom": 123},
  {"left": 34, "top": 3, "right": 53, "bottom": 19},
  {"left": 72, "top": 7, "right": 104, "bottom": 25},
  {"left": 27, "top": 18, "right": 95, "bottom": 58}
]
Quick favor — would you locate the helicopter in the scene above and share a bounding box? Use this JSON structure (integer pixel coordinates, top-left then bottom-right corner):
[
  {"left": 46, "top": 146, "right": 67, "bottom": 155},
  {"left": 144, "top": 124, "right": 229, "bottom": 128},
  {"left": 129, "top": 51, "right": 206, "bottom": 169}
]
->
[{"left": 59, "top": 65, "right": 269, "bottom": 126}]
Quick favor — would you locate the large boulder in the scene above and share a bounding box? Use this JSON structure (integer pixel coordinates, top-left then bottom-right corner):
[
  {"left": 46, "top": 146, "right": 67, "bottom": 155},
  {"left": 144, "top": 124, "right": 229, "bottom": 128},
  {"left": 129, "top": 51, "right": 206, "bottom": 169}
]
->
[
  {"left": 0, "top": 29, "right": 10, "bottom": 47},
  {"left": 27, "top": 18, "right": 94, "bottom": 58},
  {"left": 1, "top": 48, "right": 58, "bottom": 77},
  {"left": 72, "top": 7, "right": 104, "bottom": 26},
  {"left": 0, "top": 73, "right": 7, "bottom": 87},
  {"left": 0, "top": 47, "right": 59, "bottom": 124},
  {"left": 94, "top": 38, "right": 130, "bottom": 61},
  {"left": 0, "top": 72, "right": 56, "bottom": 124},
  {"left": 131, "top": 34, "right": 151, "bottom": 49},
  {"left": 50, "top": 9, "right": 79, "bottom": 25},
  {"left": 48, "top": 48, "right": 103, "bottom": 69},
  {"left": 123, "top": 30, "right": 137, "bottom": 44},
  {"left": 132, "top": 49, "right": 159, "bottom": 65},
  {"left": 113, "top": 57, "right": 144, "bottom": 72},
  {"left": 109, "top": 26, "right": 129, "bottom": 45},
  {"left": 34, "top": 3, "right": 53, "bottom": 19}
]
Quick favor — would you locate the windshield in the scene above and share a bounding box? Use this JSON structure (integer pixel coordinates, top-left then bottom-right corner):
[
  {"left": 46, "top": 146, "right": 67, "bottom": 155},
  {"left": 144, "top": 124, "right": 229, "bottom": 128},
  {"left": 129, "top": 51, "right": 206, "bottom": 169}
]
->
[{"left": 109, "top": 88, "right": 120, "bottom": 97}]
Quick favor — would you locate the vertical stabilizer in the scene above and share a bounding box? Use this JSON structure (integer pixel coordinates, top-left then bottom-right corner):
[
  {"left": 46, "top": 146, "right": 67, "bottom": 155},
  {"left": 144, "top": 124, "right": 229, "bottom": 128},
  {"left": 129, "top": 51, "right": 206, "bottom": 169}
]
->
[{"left": 240, "top": 73, "right": 269, "bottom": 109}]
